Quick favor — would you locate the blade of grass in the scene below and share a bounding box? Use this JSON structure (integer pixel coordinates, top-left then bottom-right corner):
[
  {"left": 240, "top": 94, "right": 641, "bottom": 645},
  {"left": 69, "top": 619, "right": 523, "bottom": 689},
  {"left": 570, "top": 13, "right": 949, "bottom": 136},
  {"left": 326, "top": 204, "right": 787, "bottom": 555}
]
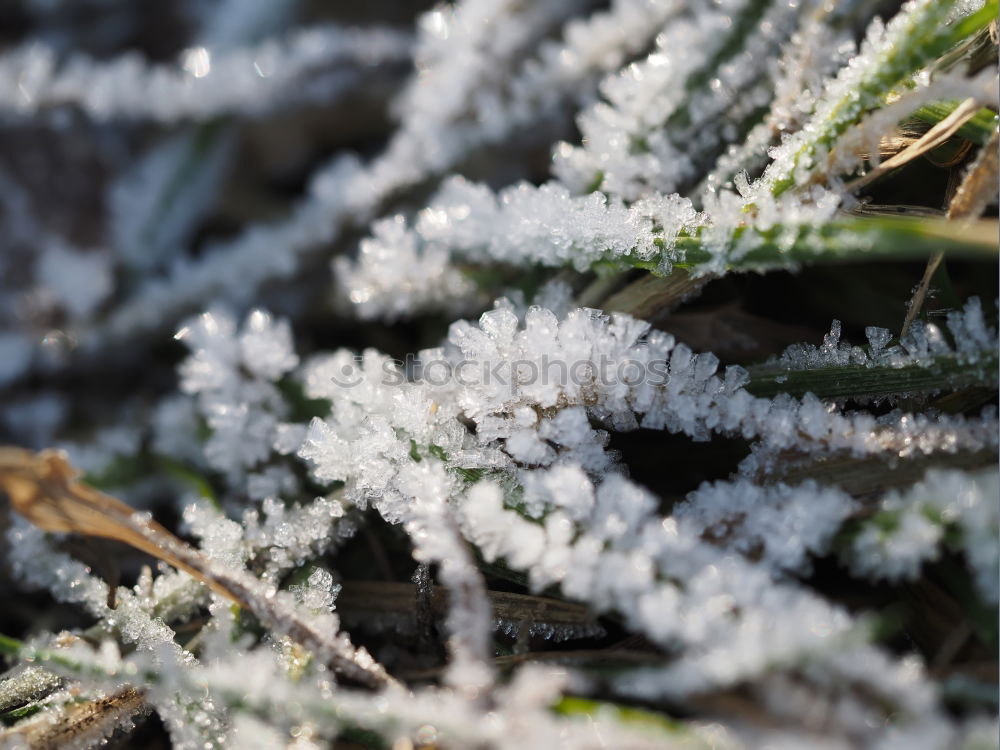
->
[
  {"left": 649, "top": 216, "right": 998, "bottom": 274},
  {"left": 745, "top": 349, "right": 999, "bottom": 401},
  {"left": 910, "top": 101, "right": 999, "bottom": 146}
]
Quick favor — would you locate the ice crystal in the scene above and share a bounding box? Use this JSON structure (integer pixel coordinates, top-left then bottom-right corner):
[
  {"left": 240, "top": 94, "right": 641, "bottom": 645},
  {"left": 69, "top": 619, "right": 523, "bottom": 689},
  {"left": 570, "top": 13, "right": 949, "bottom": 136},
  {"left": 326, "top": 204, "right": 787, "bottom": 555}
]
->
[
  {"left": 845, "top": 469, "right": 1000, "bottom": 601},
  {"left": 174, "top": 308, "right": 298, "bottom": 490},
  {"left": 773, "top": 297, "right": 997, "bottom": 371},
  {"left": 675, "top": 478, "right": 858, "bottom": 576}
]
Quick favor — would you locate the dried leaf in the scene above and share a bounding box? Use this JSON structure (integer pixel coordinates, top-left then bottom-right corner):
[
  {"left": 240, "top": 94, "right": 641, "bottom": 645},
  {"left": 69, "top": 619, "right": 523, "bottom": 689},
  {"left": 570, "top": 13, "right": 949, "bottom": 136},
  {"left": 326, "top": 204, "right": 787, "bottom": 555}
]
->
[
  {"left": 0, "top": 447, "right": 395, "bottom": 689},
  {"left": 846, "top": 98, "right": 982, "bottom": 192}
]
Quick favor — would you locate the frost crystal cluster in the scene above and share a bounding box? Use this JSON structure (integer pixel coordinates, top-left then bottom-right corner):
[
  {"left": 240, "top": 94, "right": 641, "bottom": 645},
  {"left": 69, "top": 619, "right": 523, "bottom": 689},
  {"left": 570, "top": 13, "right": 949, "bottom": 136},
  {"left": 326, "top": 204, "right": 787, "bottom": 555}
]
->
[{"left": 0, "top": 1, "right": 997, "bottom": 749}]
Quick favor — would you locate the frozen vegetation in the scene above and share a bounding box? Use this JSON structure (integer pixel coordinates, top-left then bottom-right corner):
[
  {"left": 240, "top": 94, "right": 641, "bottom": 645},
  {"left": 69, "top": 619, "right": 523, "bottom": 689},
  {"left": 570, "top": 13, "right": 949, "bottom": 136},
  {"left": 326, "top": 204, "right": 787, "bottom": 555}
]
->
[{"left": 0, "top": 0, "right": 996, "bottom": 748}]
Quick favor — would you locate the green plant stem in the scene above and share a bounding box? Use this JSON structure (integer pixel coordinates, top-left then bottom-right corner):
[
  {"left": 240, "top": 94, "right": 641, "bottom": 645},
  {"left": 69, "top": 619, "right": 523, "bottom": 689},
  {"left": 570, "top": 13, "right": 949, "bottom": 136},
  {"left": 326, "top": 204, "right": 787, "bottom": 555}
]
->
[
  {"left": 553, "top": 697, "right": 727, "bottom": 747},
  {"left": 746, "top": 350, "right": 999, "bottom": 400},
  {"left": 0, "top": 635, "right": 155, "bottom": 685},
  {"left": 638, "top": 216, "right": 997, "bottom": 275},
  {"left": 753, "top": 450, "right": 997, "bottom": 496}
]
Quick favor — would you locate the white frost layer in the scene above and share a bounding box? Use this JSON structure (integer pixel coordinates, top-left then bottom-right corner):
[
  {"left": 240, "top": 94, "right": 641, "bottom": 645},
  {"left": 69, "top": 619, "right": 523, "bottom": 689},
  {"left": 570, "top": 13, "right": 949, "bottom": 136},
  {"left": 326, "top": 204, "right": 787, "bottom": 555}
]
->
[
  {"left": 0, "top": 24, "right": 413, "bottom": 122},
  {"left": 846, "top": 468, "right": 999, "bottom": 602},
  {"left": 89, "top": 0, "right": 676, "bottom": 346}
]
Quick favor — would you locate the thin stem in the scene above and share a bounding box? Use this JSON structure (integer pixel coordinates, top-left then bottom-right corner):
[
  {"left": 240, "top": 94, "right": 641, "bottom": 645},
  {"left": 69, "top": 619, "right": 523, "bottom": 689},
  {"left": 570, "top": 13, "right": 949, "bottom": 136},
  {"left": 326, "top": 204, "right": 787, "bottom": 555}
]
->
[
  {"left": 642, "top": 216, "right": 998, "bottom": 275},
  {"left": 900, "top": 251, "right": 945, "bottom": 339}
]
